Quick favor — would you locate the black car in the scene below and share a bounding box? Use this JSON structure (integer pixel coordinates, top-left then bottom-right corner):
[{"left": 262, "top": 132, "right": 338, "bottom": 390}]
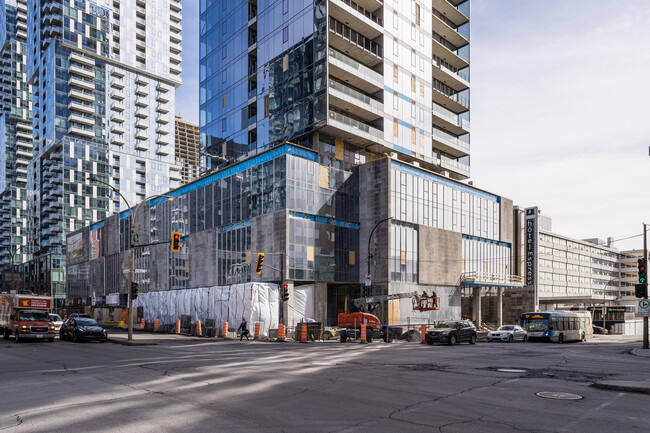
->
[
  {"left": 60, "top": 317, "right": 108, "bottom": 343},
  {"left": 425, "top": 320, "right": 477, "bottom": 346}
]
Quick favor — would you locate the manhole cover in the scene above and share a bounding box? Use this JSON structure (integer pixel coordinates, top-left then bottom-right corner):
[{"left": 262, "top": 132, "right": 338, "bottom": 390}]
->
[
  {"left": 535, "top": 391, "right": 583, "bottom": 400},
  {"left": 497, "top": 368, "right": 527, "bottom": 373}
]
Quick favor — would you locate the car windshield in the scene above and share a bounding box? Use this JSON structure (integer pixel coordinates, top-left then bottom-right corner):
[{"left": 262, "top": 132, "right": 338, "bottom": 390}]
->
[
  {"left": 19, "top": 311, "right": 51, "bottom": 321},
  {"left": 435, "top": 321, "right": 458, "bottom": 329},
  {"left": 498, "top": 326, "right": 514, "bottom": 331},
  {"left": 77, "top": 319, "right": 99, "bottom": 326},
  {"left": 49, "top": 314, "right": 62, "bottom": 321}
]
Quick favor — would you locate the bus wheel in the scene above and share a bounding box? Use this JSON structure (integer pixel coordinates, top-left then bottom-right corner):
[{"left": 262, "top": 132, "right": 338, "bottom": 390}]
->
[{"left": 558, "top": 334, "right": 564, "bottom": 344}]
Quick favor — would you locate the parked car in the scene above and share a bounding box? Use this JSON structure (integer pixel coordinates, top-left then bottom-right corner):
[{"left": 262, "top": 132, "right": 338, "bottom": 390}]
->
[
  {"left": 60, "top": 317, "right": 108, "bottom": 343},
  {"left": 69, "top": 313, "right": 92, "bottom": 319},
  {"left": 425, "top": 320, "right": 477, "bottom": 346},
  {"left": 487, "top": 325, "right": 528, "bottom": 342},
  {"left": 49, "top": 313, "right": 63, "bottom": 333},
  {"left": 593, "top": 325, "right": 608, "bottom": 335}
]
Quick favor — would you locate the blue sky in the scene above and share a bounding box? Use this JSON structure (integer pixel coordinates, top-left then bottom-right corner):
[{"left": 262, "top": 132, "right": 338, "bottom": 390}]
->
[{"left": 177, "top": 1, "right": 650, "bottom": 250}]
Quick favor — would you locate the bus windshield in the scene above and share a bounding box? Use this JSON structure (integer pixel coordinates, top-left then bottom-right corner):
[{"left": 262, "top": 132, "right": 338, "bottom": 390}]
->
[{"left": 521, "top": 317, "right": 549, "bottom": 332}]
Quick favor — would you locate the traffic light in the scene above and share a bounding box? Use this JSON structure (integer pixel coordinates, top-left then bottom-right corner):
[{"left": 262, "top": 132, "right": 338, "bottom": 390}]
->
[
  {"left": 638, "top": 258, "right": 647, "bottom": 284},
  {"left": 635, "top": 284, "right": 648, "bottom": 298},
  {"left": 282, "top": 284, "right": 289, "bottom": 302},
  {"left": 171, "top": 232, "right": 181, "bottom": 252},
  {"left": 131, "top": 282, "right": 139, "bottom": 300},
  {"left": 255, "top": 252, "right": 264, "bottom": 274}
]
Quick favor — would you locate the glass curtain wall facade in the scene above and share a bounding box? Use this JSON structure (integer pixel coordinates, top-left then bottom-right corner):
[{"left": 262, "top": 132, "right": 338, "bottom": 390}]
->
[
  {"left": 0, "top": 0, "right": 32, "bottom": 274},
  {"left": 25, "top": 0, "right": 183, "bottom": 297}
]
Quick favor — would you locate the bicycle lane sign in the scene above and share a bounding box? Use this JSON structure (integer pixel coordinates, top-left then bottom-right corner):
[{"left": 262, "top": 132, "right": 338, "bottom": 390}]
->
[{"left": 638, "top": 299, "right": 650, "bottom": 317}]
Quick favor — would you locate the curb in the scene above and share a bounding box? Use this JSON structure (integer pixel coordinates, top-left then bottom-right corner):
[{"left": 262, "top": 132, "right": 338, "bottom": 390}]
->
[
  {"left": 106, "top": 338, "right": 158, "bottom": 346},
  {"left": 592, "top": 381, "right": 650, "bottom": 395}
]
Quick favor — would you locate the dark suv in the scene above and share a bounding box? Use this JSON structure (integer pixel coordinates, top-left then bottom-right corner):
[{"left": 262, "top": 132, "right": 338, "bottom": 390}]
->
[{"left": 425, "top": 320, "right": 477, "bottom": 346}]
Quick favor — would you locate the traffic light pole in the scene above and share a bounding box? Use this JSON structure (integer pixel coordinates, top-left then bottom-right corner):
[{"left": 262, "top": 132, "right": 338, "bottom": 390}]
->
[{"left": 643, "top": 223, "right": 648, "bottom": 349}]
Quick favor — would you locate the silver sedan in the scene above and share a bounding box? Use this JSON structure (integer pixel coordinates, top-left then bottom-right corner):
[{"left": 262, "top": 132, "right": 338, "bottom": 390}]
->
[{"left": 487, "top": 325, "right": 528, "bottom": 342}]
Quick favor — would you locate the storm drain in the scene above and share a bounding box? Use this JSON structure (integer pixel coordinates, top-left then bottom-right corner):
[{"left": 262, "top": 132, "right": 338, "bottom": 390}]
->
[{"left": 535, "top": 391, "right": 583, "bottom": 400}]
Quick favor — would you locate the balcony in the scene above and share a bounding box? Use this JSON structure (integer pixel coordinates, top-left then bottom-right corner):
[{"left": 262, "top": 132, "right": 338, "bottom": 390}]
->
[
  {"left": 328, "top": 79, "right": 383, "bottom": 122},
  {"left": 156, "top": 93, "right": 170, "bottom": 103},
  {"left": 156, "top": 83, "right": 170, "bottom": 93},
  {"left": 70, "top": 64, "right": 95, "bottom": 80},
  {"left": 431, "top": 127, "right": 470, "bottom": 158},
  {"left": 156, "top": 127, "right": 169, "bottom": 135},
  {"left": 170, "top": 21, "right": 182, "bottom": 34},
  {"left": 170, "top": 64, "right": 182, "bottom": 75},
  {"left": 111, "top": 90, "right": 125, "bottom": 101},
  {"left": 111, "top": 101, "right": 125, "bottom": 112},
  {"left": 69, "top": 89, "right": 95, "bottom": 103},
  {"left": 69, "top": 52, "right": 95, "bottom": 67},
  {"left": 69, "top": 113, "right": 95, "bottom": 127},
  {"left": 157, "top": 104, "right": 169, "bottom": 114},
  {"left": 135, "top": 131, "right": 149, "bottom": 140},
  {"left": 431, "top": 86, "right": 468, "bottom": 114},
  {"left": 170, "top": 32, "right": 182, "bottom": 44},
  {"left": 135, "top": 98, "right": 148, "bottom": 107},
  {"left": 68, "top": 125, "right": 95, "bottom": 139},
  {"left": 432, "top": 32, "right": 469, "bottom": 71},
  {"left": 170, "top": 52, "right": 182, "bottom": 64},
  {"left": 328, "top": 17, "right": 382, "bottom": 67},
  {"left": 432, "top": 56, "right": 469, "bottom": 92},
  {"left": 111, "top": 124, "right": 125, "bottom": 135},
  {"left": 110, "top": 78, "right": 125, "bottom": 89},
  {"left": 156, "top": 136, "right": 170, "bottom": 145},
  {"left": 136, "top": 86, "right": 149, "bottom": 97},
  {"left": 325, "top": 110, "right": 383, "bottom": 146},
  {"left": 432, "top": 102, "right": 470, "bottom": 135},
  {"left": 111, "top": 68, "right": 125, "bottom": 78},
  {"left": 135, "top": 108, "right": 148, "bottom": 118},
  {"left": 136, "top": 120, "right": 149, "bottom": 129},
  {"left": 156, "top": 115, "right": 169, "bottom": 124},
  {"left": 170, "top": 9, "right": 182, "bottom": 23},
  {"left": 432, "top": 8, "right": 469, "bottom": 49},
  {"left": 136, "top": 75, "right": 149, "bottom": 85},
  {"left": 135, "top": 141, "right": 148, "bottom": 151},
  {"left": 329, "top": 0, "right": 383, "bottom": 39},
  {"left": 328, "top": 48, "right": 383, "bottom": 94},
  {"left": 111, "top": 136, "right": 125, "bottom": 146},
  {"left": 156, "top": 147, "right": 170, "bottom": 156},
  {"left": 170, "top": 0, "right": 182, "bottom": 12},
  {"left": 111, "top": 113, "right": 125, "bottom": 123},
  {"left": 432, "top": 0, "right": 469, "bottom": 27},
  {"left": 69, "top": 76, "right": 95, "bottom": 91},
  {"left": 440, "top": 155, "right": 470, "bottom": 178}
]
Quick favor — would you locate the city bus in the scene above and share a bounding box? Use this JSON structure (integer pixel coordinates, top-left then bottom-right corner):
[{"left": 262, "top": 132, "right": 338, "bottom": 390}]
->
[{"left": 520, "top": 311, "right": 593, "bottom": 343}]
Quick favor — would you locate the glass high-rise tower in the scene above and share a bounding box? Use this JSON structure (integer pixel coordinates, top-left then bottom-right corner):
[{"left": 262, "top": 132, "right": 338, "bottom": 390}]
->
[
  {"left": 200, "top": 0, "right": 470, "bottom": 178},
  {"left": 22, "top": 0, "right": 183, "bottom": 296},
  {"left": 0, "top": 0, "right": 32, "bottom": 278}
]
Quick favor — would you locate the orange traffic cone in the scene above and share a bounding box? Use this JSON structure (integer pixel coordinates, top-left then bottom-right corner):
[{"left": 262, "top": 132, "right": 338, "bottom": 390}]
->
[
  {"left": 222, "top": 321, "right": 228, "bottom": 338},
  {"left": 254, "top": 322, "right": 260, "bottom": 339},
  {"left": 278, "top": 323, "right": 286, "bottom": 342},
  {"left": 421, "top": 325, "right": 427, "bottom": 344},
  {"left": 154, "top": 318, "right": 160, "bottom": 332},
  {"left": 360, "top": 322, "right": 367, "bottom": 344},
  {"left": 300, "top": 323, "right": 308, "bottom": 343},
  {"left": 175, "top": 319, "right": 180, "bottom": 334},
  {"left": 141, "top": 318, "right": 145, "bottom": 329}
]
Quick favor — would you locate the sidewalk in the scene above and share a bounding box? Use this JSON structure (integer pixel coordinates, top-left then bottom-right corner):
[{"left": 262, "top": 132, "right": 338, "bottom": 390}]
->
[
  {"left": 106, "top": 329, "right": 214, "bottom": 346},
  {"left": 591, "top": 347, "right": 650, "bottom": 394}
]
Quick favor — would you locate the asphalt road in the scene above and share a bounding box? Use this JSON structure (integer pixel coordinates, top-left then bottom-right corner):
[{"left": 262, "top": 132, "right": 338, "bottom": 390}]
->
[{"left": 0, "top": 334, "right": 648, "bottom": 433}]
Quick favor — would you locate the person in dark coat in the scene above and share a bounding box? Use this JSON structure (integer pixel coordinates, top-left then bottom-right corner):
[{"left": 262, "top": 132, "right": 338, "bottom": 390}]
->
[{"left": 238, "top": 318, "right": 250, "bottom": 341}]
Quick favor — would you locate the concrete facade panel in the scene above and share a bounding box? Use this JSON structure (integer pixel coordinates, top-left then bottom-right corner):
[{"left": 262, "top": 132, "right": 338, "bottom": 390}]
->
[
  {"left": 500, "top": 197, "right": 514, "bottom": 246},
  {"left": 359, "top": 158, "right": 390, "bottom": 283},
  {"left": 418, "top": 226, "right": 463, "bottom": 286},
  {"left": 188, "top": 228, "right": 217, "bottom": 287}
]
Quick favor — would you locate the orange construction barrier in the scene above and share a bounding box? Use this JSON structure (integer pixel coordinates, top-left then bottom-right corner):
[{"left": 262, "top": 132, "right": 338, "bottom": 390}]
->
[
  {"left": 300, "top": 322, "right": 308, "bottom": 343},
  {"left": 175, "top": 319, "right": 181, "bottom": 334},
  {"left": 254, "top": 322, "right": 260, "bottom": 339},
  {"left": 278, "top": 323, "right": 286, "bottom": 342},
  {"left": 420, "top": 325, "right": 427, "bottom": 343},
  {"left": 222, "top": 321, "right": 228, "bottom": 338},
  {"left": 360, "top": 321, "right": 367, "bottom": 344},
  {"left": 154, "top": 318, "right": 159, "bottom": 332},
  {"left": 196, "top": 320, "right": 202, "bottom": 336},
  {"left": 141, "top": 318, "right": 145, "bottom": 329}
]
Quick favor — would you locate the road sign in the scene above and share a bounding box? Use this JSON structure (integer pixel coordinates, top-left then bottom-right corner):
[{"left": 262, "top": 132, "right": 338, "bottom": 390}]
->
[
  {"left": 638, "top": 299, "right": 650, "bottom": 317},
  {"left": 365, "top": 274, "right": 371, "bottom": 287}
]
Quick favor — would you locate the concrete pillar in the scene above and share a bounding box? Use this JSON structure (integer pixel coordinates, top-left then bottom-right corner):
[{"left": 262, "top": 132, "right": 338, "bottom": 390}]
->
[
  {"left": 314, "top": 282, "right": 328, "bottom": 325},
  {"left": 473, "top": 287, "right": 481, "bottom": 326},
  {"left": 497, "top": 287, "right": 503, "bottom": 327}
]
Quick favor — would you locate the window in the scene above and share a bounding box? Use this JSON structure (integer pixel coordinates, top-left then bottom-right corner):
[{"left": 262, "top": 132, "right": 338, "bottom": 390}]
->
[
  {"left": 411, "top": 24, "right": 416, "bottom": 40},
  {"left": 411, "top": 75, "right": 416, "bottom": 92},
  {"left": 283, "top": 0, "right": 288, "bottom": 14},
  {"left": 222, "top": 70, "right": 227, "bottom": 83},
  {"left": 393, "top": 93, "right": 398, "bottom": 110},
  {"left": 393, "top": 37, "right": 398, "bottom": 56},
  {"left": 415, "top": 3, "right": 420, "bottom": 25},
  {"left": 393, "top": 65, "right": 398, "bottom": 83},
  {"left": 222, "top": 94, "right": 227, "bottom": 107},
  {"left": 419, "top": 83, "right": 424, "bottom": 97},
  {"left": 282, "top": 26, "right": 288, "bottom": 43},
  {"left": 222, "top": 118, "right": 227, "bottom": 132},
  {"left": 411, "top": 127, "right": 416, "bottom": 144},
  {"left": 393, "top": 120, "right": 398, "bottom": 137},
  {"left": 411, "top": 49, "right": 416, "bottom": 66},
  {"left": 393, "top": 11, "right": 398, "bottom": 28}
]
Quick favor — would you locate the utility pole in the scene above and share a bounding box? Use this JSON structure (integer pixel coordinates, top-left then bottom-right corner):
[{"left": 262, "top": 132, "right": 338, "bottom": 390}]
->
[{"left": 643, "top": 223, "right": 648, "bottom": 349}]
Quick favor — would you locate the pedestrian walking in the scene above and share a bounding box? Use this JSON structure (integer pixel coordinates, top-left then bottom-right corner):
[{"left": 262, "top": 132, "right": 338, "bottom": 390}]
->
[{"left": 238, "top": 318, "right": 250, "bottom": 341}]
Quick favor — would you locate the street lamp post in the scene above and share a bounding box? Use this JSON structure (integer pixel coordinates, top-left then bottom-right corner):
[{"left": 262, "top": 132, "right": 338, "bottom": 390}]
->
[
  {"left": 367, "top": 217, "right": 391, "bottom": 282},
  {"left": 88, "top": 176, "right": 172, "bottom": 340},
  {"left": 7, "top": 245, "right": 24, "bottom": 292}
]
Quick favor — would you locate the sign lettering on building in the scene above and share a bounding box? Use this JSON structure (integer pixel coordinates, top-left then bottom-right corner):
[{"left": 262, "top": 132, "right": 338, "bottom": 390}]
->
[{"left": 524, "top": 207, "right": 538, "bottom": 286}]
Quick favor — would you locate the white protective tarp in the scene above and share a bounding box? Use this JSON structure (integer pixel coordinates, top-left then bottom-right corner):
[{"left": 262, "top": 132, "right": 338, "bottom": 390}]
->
[
  {"left": 133, "top": 283, "right": 280, "bottom": 336},
  {"left": 293, "top": 284, "right": 315, "bottom": 323}
]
